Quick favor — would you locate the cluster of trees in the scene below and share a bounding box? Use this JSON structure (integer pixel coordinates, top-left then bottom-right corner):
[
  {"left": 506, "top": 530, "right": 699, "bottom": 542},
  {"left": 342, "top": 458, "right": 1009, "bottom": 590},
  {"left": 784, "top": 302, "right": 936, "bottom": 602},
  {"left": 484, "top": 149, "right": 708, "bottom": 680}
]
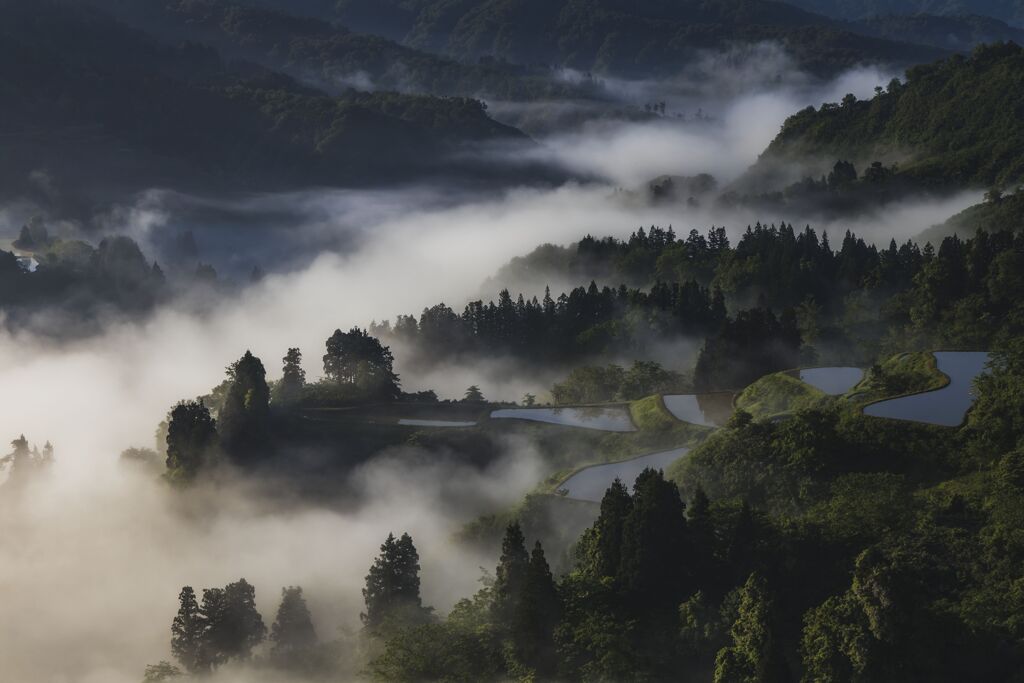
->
[
  {"left": 0, "top": 0, "right": 530, "bottom": 210},
  {"left": 0, "top": 435, "right": 54, "bottom": 490},
  {"left": 155, "top": 579, "right": 317, "bottom": 678},
  {"left": 358, "top": 336, "right": 1024, "bottom": 681},
  {"left": 97, "top": 0, "right": 599, "bottom": 102},
  {"left": 761, "top": 42, "right": 1024, "bottom": 188},
  {"left": 381, "top": 222, "right": 1024, "bottom": 390},
  {"left": 551, "top": 360, "right": 687, "bottom": 404},
  {"left": 332, "top": 0, "right": 940, "bottom": 77},
  {"left": 0, "top": 231, "right": 166, "bottom": 332},
  {"left": 164, "top": 328, "right": 403, "bottom": 480}
]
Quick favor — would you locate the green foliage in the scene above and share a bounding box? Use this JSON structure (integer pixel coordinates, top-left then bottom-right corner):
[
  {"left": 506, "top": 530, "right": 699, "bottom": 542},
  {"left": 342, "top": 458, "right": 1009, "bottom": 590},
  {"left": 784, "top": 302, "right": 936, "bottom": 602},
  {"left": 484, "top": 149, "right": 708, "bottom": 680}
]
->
[
  {"left": 171, "top": 579, "right": 266, "bottom": 673},
  {"left": 141, "top": 661, "right": 182, "bottom": 682},
  {"left": 269, "top": 587, "right": 318, "bottom": 665},
  {"left": 323, "top": 327, "right": 401, "bottom": 401},
  {"left": 761, "top": 43, "right": 1024, "bottom": 188},
  {"left": 363, "top": 533, "right": 432, "bottom": 634},
  {"left": 629, "top": 395, "right": 681, "bottom": 432},
  {"left": 714, "top": 574, "right": 788, "bottom": 683},
  {"left": 273, "top": 348, "right": 306, "bottom": 408},
  {"left": 165, "top": 400, "right": 217, "bottom": 481},
  {"left": 218, "top": 351, "right": 271, "bottom": 462},
  {"left": 735, "top": 373, "right": 825, "bottom": 419}
]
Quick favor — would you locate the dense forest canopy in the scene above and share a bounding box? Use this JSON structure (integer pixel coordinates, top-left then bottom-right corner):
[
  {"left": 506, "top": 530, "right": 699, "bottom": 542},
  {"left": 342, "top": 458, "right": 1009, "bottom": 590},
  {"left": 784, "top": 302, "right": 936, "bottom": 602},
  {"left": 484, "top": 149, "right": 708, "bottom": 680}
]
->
[
  {"left": 9, "top": 0, "right": 1024, "bottom": 681},
  {"left": 0, "top": 0, "right": 533, "bottom": 207},
  {"left": 333, "top": 0, "right": 945, "bottom": 77},
  {"left": 754, "top": 42, "right": 1024, "bottom": 189}
]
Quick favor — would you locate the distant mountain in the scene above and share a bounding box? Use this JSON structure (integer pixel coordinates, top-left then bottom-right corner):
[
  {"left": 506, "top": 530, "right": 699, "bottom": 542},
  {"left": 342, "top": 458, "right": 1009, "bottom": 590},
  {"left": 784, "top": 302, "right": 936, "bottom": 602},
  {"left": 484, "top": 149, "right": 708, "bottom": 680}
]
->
[
  {"left": 847, "top": 13, "right": 1024, "bottom": 52},
  {"left": 785, "top": 0, "right": 1024, "bottom": 25},
  {"left": 0, "top": 1, "right": 534, "bottom": 209},
  {"left": 333, "top": 0, "right": 946, "bottom": 77},
  {"left": 85, "top": 0, "right": 601, "bottom": 101},
  {"left": 747, "top": 42, "right": 1024, "bottom": 190}
]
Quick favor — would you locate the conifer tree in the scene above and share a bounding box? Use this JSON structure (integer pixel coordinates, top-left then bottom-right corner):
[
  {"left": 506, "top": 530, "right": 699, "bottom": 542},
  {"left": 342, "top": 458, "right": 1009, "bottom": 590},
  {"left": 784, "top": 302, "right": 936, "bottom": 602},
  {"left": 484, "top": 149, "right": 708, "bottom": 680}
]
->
[
  {"left": 165, "top": 400, "right": 217, "bottom": 481},
  {"left": 274, "top": 348, "right": 306, "bottom": 407},
  {"left": 362, "top": 532, "right": 429, "bottom": 632},
  {"left": 218, "top": 351, "right": 270, "bottom": 461},
  {"left": 516, "top": 541, "right": 562, "bottom": 676},
  {"left": 619, "top": 468, "right": 690, "bottom": 605},
  {"left": 592, "top": 479, "right": 632, "bottom": 579},
  {"left": 270, "top": 586, "right": 317, "bottom": 660},
  {"left": 492, "top": 522, "right": 530, "bottom": 624},
  {"left": 171, "top": 586, "right": 203, "bottom": 673}
]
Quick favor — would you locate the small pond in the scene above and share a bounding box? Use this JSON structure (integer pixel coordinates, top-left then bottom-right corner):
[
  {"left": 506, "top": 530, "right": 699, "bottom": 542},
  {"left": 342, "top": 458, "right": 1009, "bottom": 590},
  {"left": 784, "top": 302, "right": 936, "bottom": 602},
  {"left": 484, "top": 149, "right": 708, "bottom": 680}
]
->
[
  {"left": 863, "top": 351, "right": 990, "bottom": 427},
  {"left": 490, "top": 407, "right": 636, "bottom": 432},
  {"left": 662, "top": 394, "right": 734, "bottom": 427},
  {"left": 796, "top": 367, "right": 864, "bottom": 395},
  {"left": 398, "top": 419, "right": 477, "bottom": 428},
  {"left": 558, "top": 448, "right": 690, "bottom": 502}
]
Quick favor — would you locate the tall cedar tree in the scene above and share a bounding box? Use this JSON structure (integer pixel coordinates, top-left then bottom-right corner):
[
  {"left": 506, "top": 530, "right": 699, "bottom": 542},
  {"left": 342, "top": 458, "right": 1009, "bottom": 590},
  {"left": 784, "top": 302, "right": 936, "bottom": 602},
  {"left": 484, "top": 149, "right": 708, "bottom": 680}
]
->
[
  {"left": 165, "top": 400, "right": 217, "bottom": 480},
  {"left": 591, "top": 478, "right": 632, "bottom": 579},
  {"left": 362, "top": 532, "right": 429, "bottom": 632},
  {"left": 171, "top": 586, "right": 203, "bottom": 673},
  {"left": 270, "top": 586, "right": 318, "bottom": 659},
  {"left": 619, "top": 468, "right": 691, "bottom": 607},
  {"left": 218, "top": 351, "right": 271, "bottom": 461},
  {"left": 516, "top": 541, "right": 562, "bottom": 677},
  {"left": 198, "top": 579, "right": 267, "bottom": 670},
  {"left": 492, "top": 522, "right": 530, "bottom": 625},
  {"left": 275, "top": 348, "right": 306, "bottom": 406}
]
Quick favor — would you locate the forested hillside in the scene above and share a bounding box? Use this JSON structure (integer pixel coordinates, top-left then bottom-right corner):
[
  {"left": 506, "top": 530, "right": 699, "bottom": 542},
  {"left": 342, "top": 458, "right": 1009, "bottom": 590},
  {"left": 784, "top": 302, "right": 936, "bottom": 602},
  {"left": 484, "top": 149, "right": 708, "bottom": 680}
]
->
[
  {"left": 85, "top": 0, "right": 600, "bottom": 100},
  {"left": 333, "top": 0, "right": 945, "bottom": 77},
  {"left": 0, "top": 1, "right": 530, "bottom": 206},
  {"left": 848, "top": 12, "right": 1024, "bottom": 51},
  {"left": 752, "top": 42, "right": 1024, "bottom": 189},
  {"left": 788, "top": 0, "right": 1024, "bottom": 24}
]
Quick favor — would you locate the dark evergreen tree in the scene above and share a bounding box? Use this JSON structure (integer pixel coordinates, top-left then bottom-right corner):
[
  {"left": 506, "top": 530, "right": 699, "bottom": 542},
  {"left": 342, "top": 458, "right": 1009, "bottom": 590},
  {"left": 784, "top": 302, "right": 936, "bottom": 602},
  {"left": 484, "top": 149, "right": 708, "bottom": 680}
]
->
[
  {"left": 619, "top": 468, "right": 691, "bottom": 606},
  {"left": 323, "top": 327, "right": 400, "bottom": 401},
  {"left": 198, "top": 579, "right": 266, "bottom": 670},
  {"left": 589, "top": 479, "right": 632, "bottom": 579},
  {"left": 274, "top": 348, "right": 306, "bottom": 407},
  {"left": 463, "top": 385, "right": 486, "bottom": 403},
  {"left": 171, "top": 586, "right": 203, "bottom": 673},
  {"left": 165, "top": 400, "right": 217, "bottom": 481},
  {"left": 516, "top": 541, "right": 562, "bottom": 677},
  {"left": 362, "top": 532, "right": 430, "bottom": 632},
  {"left": 270, "top": 586, "right": 318, "bottom": 662},
  {"left": 492, "top": 522, "right": 530, "bottom": 624},
  {"left": 218, "top": 351, "right": 271, "bottom": 461}
]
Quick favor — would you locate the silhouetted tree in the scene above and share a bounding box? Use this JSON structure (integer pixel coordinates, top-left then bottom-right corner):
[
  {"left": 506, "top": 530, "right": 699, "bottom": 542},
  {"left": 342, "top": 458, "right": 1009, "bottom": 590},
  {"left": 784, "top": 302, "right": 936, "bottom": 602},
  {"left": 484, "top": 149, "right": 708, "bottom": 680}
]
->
[
  {"left": 464, "top": 385, "right": 486, "bottom": 403},
  {"left": 270, "top": 586, "right": 317, "bottom": 662},
  {"left": 323, "top": 327, "right": 400, "bottom": 401},
  {"left": 197, "top": 579, "right": 266, "bottom": 670},
  {"left": 171, "top": 587, "right": 203, "bottom": 673},
  {"left": 218, "top": 351, "right": 270, "bottom": 461},
  {"left": 165, "top": 400, "right": 217, "bottom": 481},
  {"left": 492, "top": 522, "right": 530, "bottom": 624},
  {"left": 363, "top": 533, "right": 430, "bottom": 633},
  {"left": 274, "top": 348, "right": 306, "bottom": 407}
]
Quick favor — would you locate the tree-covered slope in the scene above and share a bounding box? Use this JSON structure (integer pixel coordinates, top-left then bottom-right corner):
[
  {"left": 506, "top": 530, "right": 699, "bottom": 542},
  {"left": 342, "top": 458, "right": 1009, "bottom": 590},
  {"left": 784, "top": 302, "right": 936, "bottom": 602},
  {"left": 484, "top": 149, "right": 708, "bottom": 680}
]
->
[
  {"left": 0, "top": 1, "right": 530, "bottom": 204},
  {"left": 849, "top": 12, "right": 1024, "bottom": 51},
  {"left": 787, "top": 0, "right": 1024, "bottom": 25},
  {"left": 753, "top": 42, "right": 1024, "bottom": 189},
  {"left": 86, "top": 0, "right": 598, "bottom": 101},
  {"left": 334, "top": 0, "right": 945, "bottom": 77}
]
